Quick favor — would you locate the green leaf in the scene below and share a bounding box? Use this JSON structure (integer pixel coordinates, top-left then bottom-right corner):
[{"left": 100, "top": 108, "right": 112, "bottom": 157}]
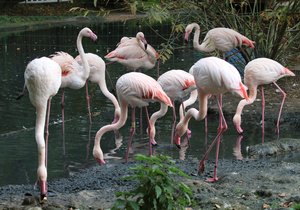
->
[
  {"left": 155, "top": 185, "right": 162, "bottom": 198},
  {"left": 128, "top": 201, "right": 140, "bottom": 210}
]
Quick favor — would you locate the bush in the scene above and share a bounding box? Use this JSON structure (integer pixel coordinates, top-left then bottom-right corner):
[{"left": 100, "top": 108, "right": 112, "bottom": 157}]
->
[{"left": 111, "top": 154, "right": 193, "bottom": 210}]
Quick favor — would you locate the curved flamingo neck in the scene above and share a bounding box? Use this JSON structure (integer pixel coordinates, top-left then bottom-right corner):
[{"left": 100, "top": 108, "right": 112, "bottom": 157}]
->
[
  {"left": 97, "top": 77, "right": 121, "bottom": 119},
  {"left": 179, "top": 89, "right": 198, "bottom": 120},
  {"left": 235, "top": 86, "right": 258, "bottom": 117},
  {"left": 191, "top": 24, "right": 203, "bottom": 51},
  {"left": 94, "top": 100, "right": 128, "bottom": 148},
  {"left": 149, "top": 102, "right": 169, "bottom": 127},
  {"left": 77, "top": 32, "right": 90, "bottom": 80},
  {"left": 198, "top": 92, "right": 209, "bottom": 120}
]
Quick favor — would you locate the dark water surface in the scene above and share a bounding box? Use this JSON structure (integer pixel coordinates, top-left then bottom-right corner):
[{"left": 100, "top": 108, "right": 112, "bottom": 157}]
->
[{"left": 0, "top": 20, "right": 299, "bottom": 187}]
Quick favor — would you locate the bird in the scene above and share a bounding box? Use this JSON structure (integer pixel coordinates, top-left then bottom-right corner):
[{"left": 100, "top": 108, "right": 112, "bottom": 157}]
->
[
  {"left": 147, "top": 69, "right": 197, "bottom": 145},
  {"left": 105, "top": 32, "right": 159, "bottom": 134},
  {"left": 24, "top": 57, "right": 62, "bottom": 201},
  {"left": 93, "top": 72, "right": 173, "bottom": 164},
  {"left": 105, "top": 32, "right": 159, "bottom": 72},
  {"left": 184, "top": 23, "right": 255, "bottom": 54},
  {"left": 173, "top": 57, "right": 249, "bottom": 182},
  {"left": 50, "top": 27, "right": 97, "bottom": 128},
  {"left": 75, "top": 53, "right": 121, "bottom": 124},
  {"left": 233, "top": 58, "right": 295, "bottom": 140}
]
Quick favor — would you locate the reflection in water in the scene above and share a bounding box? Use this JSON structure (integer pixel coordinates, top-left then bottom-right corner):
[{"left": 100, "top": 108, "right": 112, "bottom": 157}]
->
[
  {"left": 179, "top": 136, "right": 189, "bottom": 160},
  {"left": 233, "top": 135, "right": 244, "bottom": 160},
  {"left": 104, "top": 132, "right": 123, "bottom": 160}
]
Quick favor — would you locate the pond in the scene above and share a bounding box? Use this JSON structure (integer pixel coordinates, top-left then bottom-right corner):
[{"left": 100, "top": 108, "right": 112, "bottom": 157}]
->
[{"left": 0, "top": 19, "right": 299, "bottom": 187}]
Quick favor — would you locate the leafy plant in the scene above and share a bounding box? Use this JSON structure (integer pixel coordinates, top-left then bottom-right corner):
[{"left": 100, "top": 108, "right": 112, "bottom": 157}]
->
[
  {"left": 111, "top": 154, "right": 193, "bottom": 210},
  {"left": 292, "top": 203, "right": 300, "bottom": 210}
]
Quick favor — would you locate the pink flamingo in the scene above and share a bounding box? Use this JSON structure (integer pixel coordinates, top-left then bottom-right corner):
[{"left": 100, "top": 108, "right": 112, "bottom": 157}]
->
[
  {"left": 105, "top": 32, "right": 159, "bottom": 71},
  {"left": 147, "top": 69, "right": 197, "bottom": 145},
  {"left": 174, "top": 57, "right": 249, "bottom": 182},
  {"left": 24, "top": 57, "right": 62, "bottom": 200},
  {"left": 233, "top": 58, "right": 295, "bottom": 139},
  {"left": 50, "top": 27, "right": 97, "bottom": 127},
  {"left": 184, "top": 23, "right": 255, "bottom": 53},
  {"left": 93, "top": 72, "right": 173, "bottom": 164}
]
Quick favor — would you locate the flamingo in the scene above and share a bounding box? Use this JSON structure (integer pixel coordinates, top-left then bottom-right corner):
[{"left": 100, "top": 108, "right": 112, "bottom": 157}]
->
[
  {"left": 105, "top": 32, "right": 159, "bottom": 134},
  {"left": 93, "top": 72, "right": 173, "bottom": 164},
  {"left": 184, "top": 23, "right": 255, "bottom": 62},
  {"left": 174, "top": 57, "right": 249, "bottom": 182},
  {"left": 233, "top": 58, "right": 295, "bottom": 139},
  {"left": 147, "top": 69, "right": 197, "bottom": 145},
  {"left": 50, "top": 27, "right": 97, "bottom": 128},
  {"left": 75, "top": 53, "right": 121, "bottom": 123},
  {"left": 185, "top": 23, "right": 255, "bottom": 53},
  {"left": 24, "top": 57, "right": 62, "bottom": 200},
  {"left": 105, "top": 32, "right": 159, "bottom": 71}
]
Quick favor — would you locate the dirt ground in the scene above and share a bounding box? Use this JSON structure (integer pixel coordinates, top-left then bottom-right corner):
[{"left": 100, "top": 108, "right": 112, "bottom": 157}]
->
[{"left": 0, "top": 70, "right": 300, "bottom": 210}]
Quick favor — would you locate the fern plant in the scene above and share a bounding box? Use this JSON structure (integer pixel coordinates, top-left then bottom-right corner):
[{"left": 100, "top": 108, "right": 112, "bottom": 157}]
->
[{"left": 111, "top": 154, "right": 193, "bottom": 210}]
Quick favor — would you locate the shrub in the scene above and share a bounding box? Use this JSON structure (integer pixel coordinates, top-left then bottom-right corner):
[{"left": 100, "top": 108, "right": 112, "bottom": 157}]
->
[{"left": 111, "top": 154, "right": 193, "bottom": 210}]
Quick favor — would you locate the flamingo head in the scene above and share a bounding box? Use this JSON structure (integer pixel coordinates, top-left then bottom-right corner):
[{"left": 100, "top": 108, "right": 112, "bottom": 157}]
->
[
  {"left": 81, "top": 27, "right": 98, "bottom": 42},
  {"left": 184, "top": 23, "right": 200, "bottom": 43},
  {"left": 233, "top": 114, "right": 243, "bottom": 134},
  {"left": 136, "top": 32, "right": 147, "bottom": 50},
  {"left": 184, "top": 30, "right": 191, "bottom": 43},
  {"left": 93, "top": 146, "right": 105, "bottom": 165},
  {"left": 174, "top": 133, "right": 181, "bottom": 149},
  {"left": 95, "top": 157, "right": 106, "bottom": 165}
]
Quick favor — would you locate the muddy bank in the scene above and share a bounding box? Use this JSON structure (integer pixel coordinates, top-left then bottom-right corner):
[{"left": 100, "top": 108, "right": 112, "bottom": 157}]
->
[{"left": 0, "top": 147, "right": 300, "bottom": 210}]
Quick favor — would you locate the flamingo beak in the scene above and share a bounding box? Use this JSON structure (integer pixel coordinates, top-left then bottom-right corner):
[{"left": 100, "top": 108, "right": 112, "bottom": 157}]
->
[
  {"left": 184, "top": 31, "right": 190, "bottom": 43},
  {"left": 40, "top": 180, "right": 47, "bottom": 201},
  {"left": 284, "top": 67, "right": 295, "bottom": 76},
  {"left": 95, "top": 158, "right": 106, "bottom": 165},
  {"left": 90, "top": 32, "right": 98, "bottom": 42},
  {"left": 141, "top": 37, "right": 148, "bottom": 50},
  {"left": 174, "top": 134, "right": 181, "bottom": 149}
]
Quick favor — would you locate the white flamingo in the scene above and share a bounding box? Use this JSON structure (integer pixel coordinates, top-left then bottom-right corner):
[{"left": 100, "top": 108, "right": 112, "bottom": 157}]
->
[
  {"left": 174, "top": 57, "right": 249, "bottom": 182},
  {"left": 25, "top": 57, "right": 62, "bottom": 200},
  {"left": 50, "top": 27, "right": 97, "bottom": 127},
  {"left": 233, "top": 58, "right": 295, "bottom": 140},
  {"left": 147, "top": 69, "right": 197, "bottom": 145},
  {"left": 184, "top": 23, "right": 255, "bottom": 53}
]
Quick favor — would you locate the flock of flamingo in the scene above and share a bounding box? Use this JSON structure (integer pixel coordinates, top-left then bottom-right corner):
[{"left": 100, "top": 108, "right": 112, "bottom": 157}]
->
[{"left": 23, "top": 23, "right": 295, "bottom": 200}]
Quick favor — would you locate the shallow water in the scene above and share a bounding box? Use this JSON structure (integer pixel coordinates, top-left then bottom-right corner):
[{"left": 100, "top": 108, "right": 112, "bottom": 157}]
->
[{"left": 0, "top": 20, "right": 299, "bottom": 187}]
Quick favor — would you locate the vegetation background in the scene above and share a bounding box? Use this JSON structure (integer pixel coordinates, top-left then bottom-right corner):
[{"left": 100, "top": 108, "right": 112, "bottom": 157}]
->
[{"left": 1, "top": 0, "right": 299, "bottom": 65}]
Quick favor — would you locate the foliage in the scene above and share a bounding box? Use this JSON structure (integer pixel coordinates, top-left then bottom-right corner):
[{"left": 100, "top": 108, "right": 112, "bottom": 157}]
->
[
  {"left": 74, "top": 0, "right": 300, "bottom": 65},
  {"left": 111, "top": 154, "right": 193, "bottom": 210},
  {"left": 292, "top": 203, "right": 300, "bottom": 210}
]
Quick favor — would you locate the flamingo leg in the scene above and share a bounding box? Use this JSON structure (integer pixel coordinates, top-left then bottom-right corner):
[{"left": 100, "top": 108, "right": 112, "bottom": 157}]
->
[
  {"left": 139, "top": 108, "right": 143, "bottom": 135},
  {"left": 261, "top": 86, "right": 265, "bottom": 144},
  {"left": 85, "top": 82, "right": 92, "bottom": 124},
  {"left": 171, "top": 101, "right": 176, "bottom": 144},
  {"left": 125, "top": 108, "right": 136, "bottom": 163},
  {"left": 273, "top": 82, "right": 286, "bottom": 136},
  {"left": 40, "top": 98, "right": 52, "bottom": 201},
  {"left": 199, "top": 94, "right": 227, "bottom": 182},
  {"left": 61, "top": 89, "right": 65, "bottom": 135},
  {"left": 144, "top": 106, "right": 153, "bottom": 156},
  {"left": 45, "top": 98, "right": 52, "bottom": 168}
]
